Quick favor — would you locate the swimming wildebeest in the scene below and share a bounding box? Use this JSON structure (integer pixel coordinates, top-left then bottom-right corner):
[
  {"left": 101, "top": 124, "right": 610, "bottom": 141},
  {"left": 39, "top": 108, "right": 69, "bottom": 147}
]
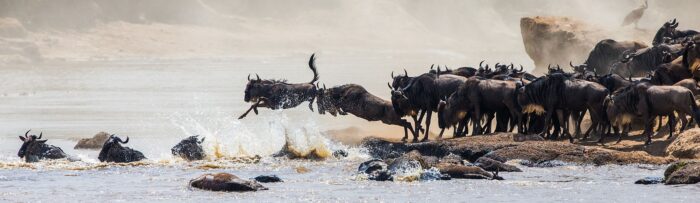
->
[
  {"left": 575, "top": 39, "right": 647, "bottom": 75},
  {"left": 316, "top": 83, "right": 416, "bottom": 142},
  {"left": 652, "top": 19, "right": 699, "bottom": 46},
  {"left": 239, "top": 54, "right": 320, "bottom": 119},
  {"left": 606, "top": 82, "right": 700, "bottom": 144},
  {"left": 517, "top": 74, "right": 608, "bottom": 142},
  {"left": 98, "top": 135, "right": 146, "bottom": 163},
  {"left": 17, "top": 130, "right": 67, "bottom": 162},
  {"left": 171, "top": 135, "right": 206, "bottom": 161},
  {"left": 438, "top": 77, "right": 521, "bottom": 136},
  {"left": 189, "top": 173, "right": 268, "bottom": 192}
]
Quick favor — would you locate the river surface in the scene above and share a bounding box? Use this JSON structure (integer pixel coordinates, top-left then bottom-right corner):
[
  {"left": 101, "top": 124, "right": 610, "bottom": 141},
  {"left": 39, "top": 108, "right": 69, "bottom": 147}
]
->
[{"left": 0, "top": 58, "right": 698, "bottom": 202}]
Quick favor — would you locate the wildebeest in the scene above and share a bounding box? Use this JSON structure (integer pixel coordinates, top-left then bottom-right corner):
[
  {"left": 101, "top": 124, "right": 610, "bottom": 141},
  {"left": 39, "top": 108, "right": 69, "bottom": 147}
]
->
[
  {"left": 98, "top": 135, "right": 146, "bottom": 163},
  {"left": 316, "top": 84, "right": 417, "bottom": 142},
  {"left": 17, "top": 130, "right": 66, "bottom": 162},
  {"left": 611, "top": 44, "right": 682, "bottom": 78},
  {"left": 684, "top": 41, "right": 700, "bottom": 79},
  {"left": 518, "top": 74, "right": 608, "bottom": 142},
  {"left": 606, "top": 82, "right": 700, "bottom": 144},
  {"left": 391, "top": 70, "right": 467, "bottom": 141},
  {"left": 171, "top": 135, "right": 206, "bottom": 161},
  {"left": 575, "top": 39, "right": 647, "bottom": 75},
  {"left": 239, "top": 54, "right": 320, "bottom": 119},
  {"left": 189, "top": 173, "right": 268, "bottom": 192},
  {"left": 597, "top": 74, "right": 632, "bottom": 92},
  {"left": 438, "top": 77, "right": 521, "bottom": 136},
  {"left": 652, "top": 19, "right": 699, "bottom": 46}
]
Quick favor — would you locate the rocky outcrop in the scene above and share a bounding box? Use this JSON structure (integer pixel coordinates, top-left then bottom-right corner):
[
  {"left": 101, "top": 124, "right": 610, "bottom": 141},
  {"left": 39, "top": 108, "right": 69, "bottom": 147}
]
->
[
  {"left": 666, "top": 129, "right": 700, "bottom": 159},
  {"left": 664, "top": 161, "right": 700, "bottom": 185},
  {"left": 74, "top": 132, "right": 110, "bottom": 149},
  {"left": 361, "top": 133, "right": 673, "bottom": 166},
  {"left": 520, "top": 16, "right": 601, "bottom": 74},
  {"left": 189, "top": 173, "right": 268, "bottom": 192}
]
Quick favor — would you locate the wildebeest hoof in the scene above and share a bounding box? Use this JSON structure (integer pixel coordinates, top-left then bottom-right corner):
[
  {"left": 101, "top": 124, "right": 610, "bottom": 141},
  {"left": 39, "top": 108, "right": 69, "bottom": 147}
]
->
[
  {"left": 253, "top": 175, "right": 283, "bottom": 183},
  {"left": 190, "top": 173, "right": 268, "bottom": 192}
]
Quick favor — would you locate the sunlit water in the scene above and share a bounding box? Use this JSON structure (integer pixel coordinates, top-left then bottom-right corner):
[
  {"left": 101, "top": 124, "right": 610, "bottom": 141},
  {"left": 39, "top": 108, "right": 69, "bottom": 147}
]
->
[{"left": 0, "top": 58, "right": 698, "bottom": 202}]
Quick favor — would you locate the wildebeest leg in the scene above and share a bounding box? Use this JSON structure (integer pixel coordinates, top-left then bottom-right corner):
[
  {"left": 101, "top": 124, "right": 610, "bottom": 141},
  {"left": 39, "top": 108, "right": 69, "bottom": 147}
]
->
[
  {"left": 677, "top": 112, "right": 688, "bottom": 132},
  {"left": 421, "top": 110, "right": 433, "bottom": 142},
  {"left": 238, "top": 100, "right": 264, "bottom": 119},
  {"left": 668, "top": 114, "right": 676, "bottom": 140},
  {"left": 414, "top": 110, "right": 427, "bottom": 141},
  {"left": 644, "top": 117, "right": 655, "bottom": 145},
  {"left": 583, "top": 108, "right": 602, "bottom": 141},
  {"left": 438, "top": 128, "right": 446, "bottom": 139},
  {"left": 556, "top": 110, "right": 573, "bottom": 143},
  {"left": 472, "top": 108, "right": 482, "bottom": 136},
  {"left": 483, "top": 112, "right": 494, "bottom": 134},
  {"left": 308, "top": 96, "right": 315, "bottom": 112},
  {"left": 656, "top": 116, "right": 664, "bottom": 132},
  {"left": 401, "top": 121, "right": 414, "bottom": 143},
  {"left": 457, "top": 115, "right": 470, "bottom": 137},
  {"left": 539, "top": 108, "right": 554, "bottom": 138}
]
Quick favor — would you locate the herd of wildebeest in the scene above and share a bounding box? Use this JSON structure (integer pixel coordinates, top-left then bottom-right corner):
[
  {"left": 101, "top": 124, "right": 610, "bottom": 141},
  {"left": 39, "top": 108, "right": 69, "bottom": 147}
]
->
[
  {"left": 12, "top": 19, "right": 700, "bottom": 166},
  {"left": 240, "top": 18, "right": 700, "bottom": 146}
]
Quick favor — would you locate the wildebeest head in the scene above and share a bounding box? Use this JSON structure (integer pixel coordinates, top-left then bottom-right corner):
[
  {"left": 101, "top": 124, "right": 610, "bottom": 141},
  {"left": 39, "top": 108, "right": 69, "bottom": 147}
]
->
[
  {"left": 390, "top": 69, "right": 411, "bottom": 90},
  {"left": 18, "top": 130, "right": 44, "bottom": 161},
  {"left": 437, "top": 84, "right": 470, "bottom": 129},
  {"left": 683, "top": 41, "right": 700, "bottom": 78},
  {"left": 315, "top": 83, "right": 338, "bottom": 116},
  {"left": 171, "top": 135, "right": 206, "bottom": 161},
  {"left": 653, "top": 19, "right": 679, "bottom": 45},
  {"left": 243, "top": 73, "right": 278, "bottom": 102},
  {"left": 389, "top": 82, "right": 416, "bottom": 117}
]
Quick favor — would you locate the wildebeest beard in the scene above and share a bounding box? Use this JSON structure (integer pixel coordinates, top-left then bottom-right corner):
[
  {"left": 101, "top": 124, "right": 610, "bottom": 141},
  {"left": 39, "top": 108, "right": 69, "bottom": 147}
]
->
[
  {"left": 239, "top": 54, "right": 320, "bottom": 119},
  {"left": 518, "top": 74, "right": 567, "bottom": 115}
]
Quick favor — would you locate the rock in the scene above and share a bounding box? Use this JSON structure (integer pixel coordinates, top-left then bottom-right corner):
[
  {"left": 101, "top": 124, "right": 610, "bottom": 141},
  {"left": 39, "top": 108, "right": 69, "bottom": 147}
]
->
[
  {"left": 332, "top": 149, "right": 348, "bottom": 158},
  {"left": 520, "top": 16, "right": 600, "bottom": 74},
  {"left": 666, "top": 129, "right": 700, "bottom": 159},
  {"left": 664, "top": 161, "right": 700, "bottom": 185},
  {"left": 361, "top": 133, "right": 672, "bottom": 166},
  {"left": 421, "top": 155, "right": 440, "bottom": 168},
  {"left": 74, "top": 132, "right": 110, "bottom": 149},
  {"left": 253, "top": 175, "right": 283, "bottom": 183},
  {"left": 189, "top": 173, "right": 268, "bottom": 192},
  {"left": 436, "top": 163, "right": 497, "bottom": 180},
  {"left": 475, "top": 157, "right": 522, "bottom": 172},
  {"left": 439, "top": 153, "right": 464, "bottom": 165},
  {"left": 358, "top": 159, "right": 392, "bottom": 181},
  {"left": 634, "top": 177, "right": 663, "bottom": 185}
]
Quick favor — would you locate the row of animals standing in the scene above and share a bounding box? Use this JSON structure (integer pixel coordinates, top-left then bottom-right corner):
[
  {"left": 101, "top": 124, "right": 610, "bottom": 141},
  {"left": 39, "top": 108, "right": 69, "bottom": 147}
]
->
[{"left": 242, "top": 19, "right": 700, "bottom": 145}]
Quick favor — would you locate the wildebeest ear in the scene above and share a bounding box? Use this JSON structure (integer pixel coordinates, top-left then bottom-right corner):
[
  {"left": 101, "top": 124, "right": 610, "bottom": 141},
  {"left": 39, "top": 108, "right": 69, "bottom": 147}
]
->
[
  {"left": 199, "top": 137, "right": 205, "bottom": 144},
  {"left": 19, "top": 136, "right": 26, "bottom": 141}
]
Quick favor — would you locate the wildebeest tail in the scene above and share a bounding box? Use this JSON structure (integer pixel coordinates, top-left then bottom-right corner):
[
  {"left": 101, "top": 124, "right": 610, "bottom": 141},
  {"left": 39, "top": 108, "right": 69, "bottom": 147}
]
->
[{"left": 308, "top": 53, "right": 320, "bottom": 84}]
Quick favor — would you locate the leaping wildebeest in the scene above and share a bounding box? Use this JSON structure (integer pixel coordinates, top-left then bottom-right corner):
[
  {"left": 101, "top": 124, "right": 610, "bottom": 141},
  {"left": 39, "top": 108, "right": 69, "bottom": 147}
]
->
[
  {"left": 98, "top": 135, "right": 146, "bottom": 163},
  {"left": 239, "top": 54, "right": 320, "bottom": 119},
  {"left": 316, "top": 84, "right": 417, "bottom": 142},
  {"left": 17, "top": 130, "right": 67, "bottom": 162},
  {"left": 573, "top": 39, "right": 647, "bottom": 75}
]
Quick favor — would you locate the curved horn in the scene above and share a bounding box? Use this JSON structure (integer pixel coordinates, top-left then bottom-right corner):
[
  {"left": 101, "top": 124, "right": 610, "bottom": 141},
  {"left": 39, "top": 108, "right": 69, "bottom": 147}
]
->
[
  {"left": 37, "top": 132, "right": 42, "bottom": 140},
  {"left": 495, "top": 63, "right": 500, "bottom": 68},
  {"left": 404, "top": 69, "right": 408, "bottom": 76},
  {"left": 388, "top": 82, "right": 393, "bottom": 90},
  {"left": 199, "top": 137, "right": 205, "bottom": 144},
  {"left": 119, "top": 136, "right": 129, "bottom": 144},
  {"left": 509, "top": 63, "right": 514, "bottom": 69},
  {"left": 323, "top": 83, "right": 326, "bottom": 89},
  {"left": 570, "top": 61, "right": 575, "bottom": 68},
  {"left": 430, "top": 64, "right": 434, "bottom": 70},
  {"left": 255, "top": 74, "right": 261, "bottom": 81},
  {"left": 24, "top": 129, "right": 30, "bottom": 138},
  {"left": 391, "top": 71, "right": 395, "bottom": 78},
  {"left": 479, "top": 60, "right": 485, "bottom": 69},
  {"left": 519, "top": 65, "right": 524, "bottom": 72},
  {"left": 247, "top": 74, "right": 251, "bottom": 81}
]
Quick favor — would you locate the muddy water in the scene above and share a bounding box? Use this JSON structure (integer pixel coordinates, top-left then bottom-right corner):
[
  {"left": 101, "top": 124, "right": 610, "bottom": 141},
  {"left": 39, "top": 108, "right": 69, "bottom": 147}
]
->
[{"left": 0, "top": 58, "right": 697, "bottom": 202}]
